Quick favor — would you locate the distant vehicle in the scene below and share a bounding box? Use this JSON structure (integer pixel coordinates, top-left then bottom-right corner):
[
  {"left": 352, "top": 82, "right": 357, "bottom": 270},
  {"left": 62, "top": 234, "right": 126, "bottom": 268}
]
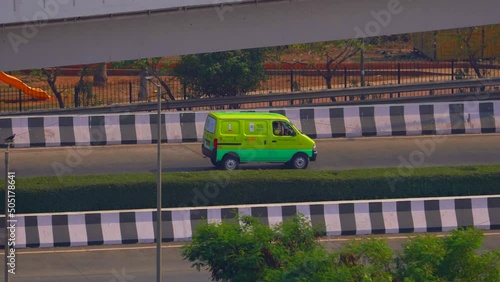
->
[{"left": 201, "top": 111, "right": 317, "bottom": 170}]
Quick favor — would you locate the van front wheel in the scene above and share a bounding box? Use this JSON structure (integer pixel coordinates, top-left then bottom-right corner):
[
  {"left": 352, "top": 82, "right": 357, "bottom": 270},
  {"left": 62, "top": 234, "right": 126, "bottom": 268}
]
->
[
  {"left": 221, "top": 155, "right": 239, "bottom": 170},
  {"left": 291, "top": 153, "right": 309, "bottom": 169}
]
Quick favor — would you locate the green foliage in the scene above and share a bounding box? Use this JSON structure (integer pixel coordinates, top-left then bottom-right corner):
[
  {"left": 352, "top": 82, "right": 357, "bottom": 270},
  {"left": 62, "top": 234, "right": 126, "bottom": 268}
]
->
[
  {"left": 397, "top": 227, "right": 500, "bottom": 282},
  {"left": 172, "top": 49, "right": 267, "bottom": 99},
  {"left": 111, "top": 58, "right": 169, "bottom": 71},
  {"left": 183, "top": 215, "right": 499, "bottom": 282},
  {"left": 335, "top": 238, "right": 394, "bottom": 282},
  {"left": 182, "top": 215, "right": 269, "bottom": 281},
  {"left": 396, "top": 235, "right": 446, "bottom": 281},
  {"left": 182, "top": 214, "right": 321, "bottom": 282},
  {"left": 1, "top": 165, "right": 499, "bottom": 213},
  {"left": 261, "top": 247, "right": 337, "bottom": 282}
]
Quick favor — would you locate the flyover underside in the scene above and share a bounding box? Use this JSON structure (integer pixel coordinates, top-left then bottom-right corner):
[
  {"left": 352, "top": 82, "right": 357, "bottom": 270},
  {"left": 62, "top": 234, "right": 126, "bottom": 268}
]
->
[
  {"left": 1, "top": 0, "right": 499, "bottom": 71},
  {"left": 0, "top": 0, "right": 275, "bottom": 26}
]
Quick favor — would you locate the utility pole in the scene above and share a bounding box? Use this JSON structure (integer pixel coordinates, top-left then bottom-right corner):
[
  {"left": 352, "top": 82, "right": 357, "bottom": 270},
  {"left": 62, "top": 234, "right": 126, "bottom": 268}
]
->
[
  {"left": 360, "top": 38, "right": 366, "bottom": 87},
  {"left": 146, "top": 77, "right": 163, "bottom": 282},
  {"left": 4, "top": 134, "right": 15, "bottom": 282}
]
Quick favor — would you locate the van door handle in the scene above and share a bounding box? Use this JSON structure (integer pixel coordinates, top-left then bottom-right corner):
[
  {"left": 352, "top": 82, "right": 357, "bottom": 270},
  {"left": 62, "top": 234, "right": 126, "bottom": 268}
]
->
[
  {"left": 264, "top": 140, "right": 267, "bottom": 145},
  {"left": 272, "top": 140, "right": 277, "bottom": 143}
]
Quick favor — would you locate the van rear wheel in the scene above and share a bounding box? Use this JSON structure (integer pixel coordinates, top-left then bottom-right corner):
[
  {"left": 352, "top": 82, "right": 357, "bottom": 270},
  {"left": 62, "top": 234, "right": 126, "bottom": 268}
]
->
[
  {"left": 221, "top": 155, "right": 239, "bottom": 170},
  {"left": 291, "top": 153, "right": 309, "bottom": 169}
]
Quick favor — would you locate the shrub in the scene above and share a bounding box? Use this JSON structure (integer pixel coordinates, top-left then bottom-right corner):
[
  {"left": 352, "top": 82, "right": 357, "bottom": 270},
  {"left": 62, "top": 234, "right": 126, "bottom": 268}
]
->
[
  {"left": 182, "top": 214, "right": 500, "bottom": 282},
  {"left": 2, "top": 165, "right": 499, "bottom": 213}
]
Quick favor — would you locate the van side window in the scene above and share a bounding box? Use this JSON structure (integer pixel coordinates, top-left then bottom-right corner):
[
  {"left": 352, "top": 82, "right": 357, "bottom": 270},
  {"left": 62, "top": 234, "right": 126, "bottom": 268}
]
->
[
  {"left": 273, "top": 121, "right": 295, "bottom": 136},
  {"left": 283, "top": 122, "right": 295, "bottom": 136},
  {"left": 204, "top": 116, "right": 216, "bottom": 134}
]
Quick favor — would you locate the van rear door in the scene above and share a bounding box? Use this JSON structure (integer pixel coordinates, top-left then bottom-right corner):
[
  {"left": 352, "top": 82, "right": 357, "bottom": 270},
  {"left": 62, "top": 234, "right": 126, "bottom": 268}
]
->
[{"left": 202, "top": 115, "right": 217, "bottom": 155}]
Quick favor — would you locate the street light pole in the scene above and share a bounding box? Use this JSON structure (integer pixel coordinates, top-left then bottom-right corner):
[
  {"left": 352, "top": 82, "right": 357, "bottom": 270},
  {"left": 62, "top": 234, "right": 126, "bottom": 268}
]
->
[
  {"left": 156, "top": 83, "right": 162, "bottom": 282},
  {"left": 146, "top": 77, "right": 163, "bottom": 282},
  {"left": 4, "top": 136, "right": 14, "bottom": 282},
  {"left": 361, "top": 37, "right": 366, "bottom": 87},
  {"left": 4, "top": 146, "right": 9, "bottom": 282}
]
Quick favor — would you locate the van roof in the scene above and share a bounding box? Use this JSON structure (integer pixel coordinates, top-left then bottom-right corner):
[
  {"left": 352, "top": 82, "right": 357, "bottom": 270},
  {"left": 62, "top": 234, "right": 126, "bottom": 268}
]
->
[{"left": 209, "top": 111, "right": 288, "bottom": 120}]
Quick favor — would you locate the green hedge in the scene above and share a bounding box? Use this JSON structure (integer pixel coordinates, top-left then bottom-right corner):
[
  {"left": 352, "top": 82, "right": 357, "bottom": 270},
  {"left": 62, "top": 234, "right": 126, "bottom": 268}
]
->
[{"left": 1, "top": 165, "right": 500, "bottom": 213}]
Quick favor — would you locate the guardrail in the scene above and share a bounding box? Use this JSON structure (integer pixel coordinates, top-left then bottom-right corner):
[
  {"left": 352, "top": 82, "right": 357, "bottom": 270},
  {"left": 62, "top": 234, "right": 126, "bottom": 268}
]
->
[
  {"left": 1, "top": 195, "right": 499, "bottom": 249},
  {"left": 1, "top": 99, "right": 499, "bottom": 148},
  {"left": 3, "top": 78, "right": 500, "bottom": 116}
]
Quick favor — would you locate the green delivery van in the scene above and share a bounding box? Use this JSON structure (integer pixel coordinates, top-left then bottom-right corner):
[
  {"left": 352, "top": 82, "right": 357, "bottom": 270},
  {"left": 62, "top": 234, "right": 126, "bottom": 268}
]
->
[{"left": 201, "top": 111, "right": 317, "bottom": 170}]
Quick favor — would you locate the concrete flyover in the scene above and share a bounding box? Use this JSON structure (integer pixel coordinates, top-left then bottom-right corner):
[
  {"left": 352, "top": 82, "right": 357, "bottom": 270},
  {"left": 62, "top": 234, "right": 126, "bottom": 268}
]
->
[{"left": 1, "top": 0, "right": 500, "bottom": 71}]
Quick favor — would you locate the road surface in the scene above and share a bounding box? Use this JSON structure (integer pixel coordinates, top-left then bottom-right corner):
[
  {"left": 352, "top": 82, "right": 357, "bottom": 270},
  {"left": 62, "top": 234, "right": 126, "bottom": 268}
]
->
[
  {"left": 1, "top": 231, "right": 499, "bottom": 282},
  {"left": 0, "top": 134, "right": 499, "bottom": 281},
  {"left": 2, "top": 134, "right": 500, "bottom": 178}
]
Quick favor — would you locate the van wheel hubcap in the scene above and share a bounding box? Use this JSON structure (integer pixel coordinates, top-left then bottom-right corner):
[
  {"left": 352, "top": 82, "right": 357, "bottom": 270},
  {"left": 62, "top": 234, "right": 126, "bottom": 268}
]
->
[
  {"left": 294, "top": 157, "right": 306, "bottom": 168},
  {"left": 226, "top": 159, "right": 236, "bottom": 170}
]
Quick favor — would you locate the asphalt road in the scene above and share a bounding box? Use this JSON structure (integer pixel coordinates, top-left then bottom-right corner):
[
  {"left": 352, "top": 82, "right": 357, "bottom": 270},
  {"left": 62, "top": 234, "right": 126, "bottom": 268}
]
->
[
  {"left": 1, "top": 135, "right": 499, "bottom": 281},
  {"left": 2, "top": 133, "right": 500, "bottom": 178},
  {"left": 2, "top": 231, "right": 499, "bottom": 282}
]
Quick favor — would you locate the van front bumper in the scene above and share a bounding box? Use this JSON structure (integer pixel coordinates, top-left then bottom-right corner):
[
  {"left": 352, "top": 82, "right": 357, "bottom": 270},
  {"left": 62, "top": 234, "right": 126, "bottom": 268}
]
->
[{"left": 311, "top": 149, "right": 318, "bottom": 161}]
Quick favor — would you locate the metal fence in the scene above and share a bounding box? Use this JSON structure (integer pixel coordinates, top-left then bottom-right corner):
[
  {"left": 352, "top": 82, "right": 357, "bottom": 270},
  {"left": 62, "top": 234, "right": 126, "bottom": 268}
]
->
[
  {"left": 1, "top": 60, "right": 499, "bottom": 114},
  {"left": 10, "top": 78, "right": 499, "bottom": 116}
]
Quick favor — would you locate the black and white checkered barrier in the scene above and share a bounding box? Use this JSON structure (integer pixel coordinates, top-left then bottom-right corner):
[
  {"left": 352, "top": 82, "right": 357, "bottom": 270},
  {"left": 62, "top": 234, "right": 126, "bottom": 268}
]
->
[
  {"left": 1, "top": 195, "right": 499, "bottom": 249},
  {"left": 0, "top": 100, "right": 499, "bottom": 147}
]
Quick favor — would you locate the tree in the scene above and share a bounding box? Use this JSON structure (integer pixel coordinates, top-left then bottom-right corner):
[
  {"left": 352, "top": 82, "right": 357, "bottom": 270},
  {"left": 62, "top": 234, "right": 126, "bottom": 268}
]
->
[
  {"left": 183, "top": 214, "right": 500, "bottom": 282},
  {"left": 276, "top": 40, "right": 364, "bottom": 88},
  {"left": 112, "top": 58, "right": 177, "bottom": 101},
  {"left": 75, "top": 65, "right": 94, "bottom": 106},
  {"left": 452, "top": 25, "right": 500, "bottom": 91},
  {"left": 455, "top": 26, "right": 488, "bottom": 79},
  {"left": 172, "top": 49, "right": 267, "bottom": 104},
  {"left": 271, "top": 39, "right": 368, "bottom": 102},
  {"left": 29, "top": 65, "right": 93, "bottom": 108},
  {"left": 93, "top": 63, "right": 108, "bottom": 86},
  {"left": 397, "top": 227, "right": 500, "bottom": 281},
  {"left": 181, "top": 214, "right": 324, "bottom": 282},
  {"left": 40, "top": 68, "right": 65, "bottom": 108}
]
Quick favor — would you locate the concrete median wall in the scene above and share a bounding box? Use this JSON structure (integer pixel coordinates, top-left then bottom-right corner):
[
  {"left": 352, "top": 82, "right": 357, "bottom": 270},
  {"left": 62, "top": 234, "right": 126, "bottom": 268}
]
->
[
  {"left": 0, "top": 100, "right": 499, "bottom": 148},
  {"left": 1, "top": 195, "right": 499, "bottom": 249}
]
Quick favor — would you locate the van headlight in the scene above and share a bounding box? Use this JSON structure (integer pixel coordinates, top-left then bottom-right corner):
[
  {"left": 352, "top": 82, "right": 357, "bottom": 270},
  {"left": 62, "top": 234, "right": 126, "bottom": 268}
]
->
[{"left": 313, "top": 144, "right": 316, "bottom": 150}]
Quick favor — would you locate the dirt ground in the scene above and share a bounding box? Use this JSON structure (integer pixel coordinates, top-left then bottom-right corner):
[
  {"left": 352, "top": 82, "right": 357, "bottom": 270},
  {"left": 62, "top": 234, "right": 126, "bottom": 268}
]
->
[
  {"left": 0, "top": 41, "right": 495, "bottom": 112},
  {"left": 2, "top": 41, "right": 419, "bottom": 85}
]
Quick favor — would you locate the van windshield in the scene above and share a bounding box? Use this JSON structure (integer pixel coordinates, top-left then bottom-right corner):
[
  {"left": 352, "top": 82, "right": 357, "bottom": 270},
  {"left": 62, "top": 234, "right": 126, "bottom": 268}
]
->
[
  {"left": 204, "top": 116, "right": 216, "bottom": 134},
  {"left": 289, "top": 122, "right": 302, "bottom": 134}
]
